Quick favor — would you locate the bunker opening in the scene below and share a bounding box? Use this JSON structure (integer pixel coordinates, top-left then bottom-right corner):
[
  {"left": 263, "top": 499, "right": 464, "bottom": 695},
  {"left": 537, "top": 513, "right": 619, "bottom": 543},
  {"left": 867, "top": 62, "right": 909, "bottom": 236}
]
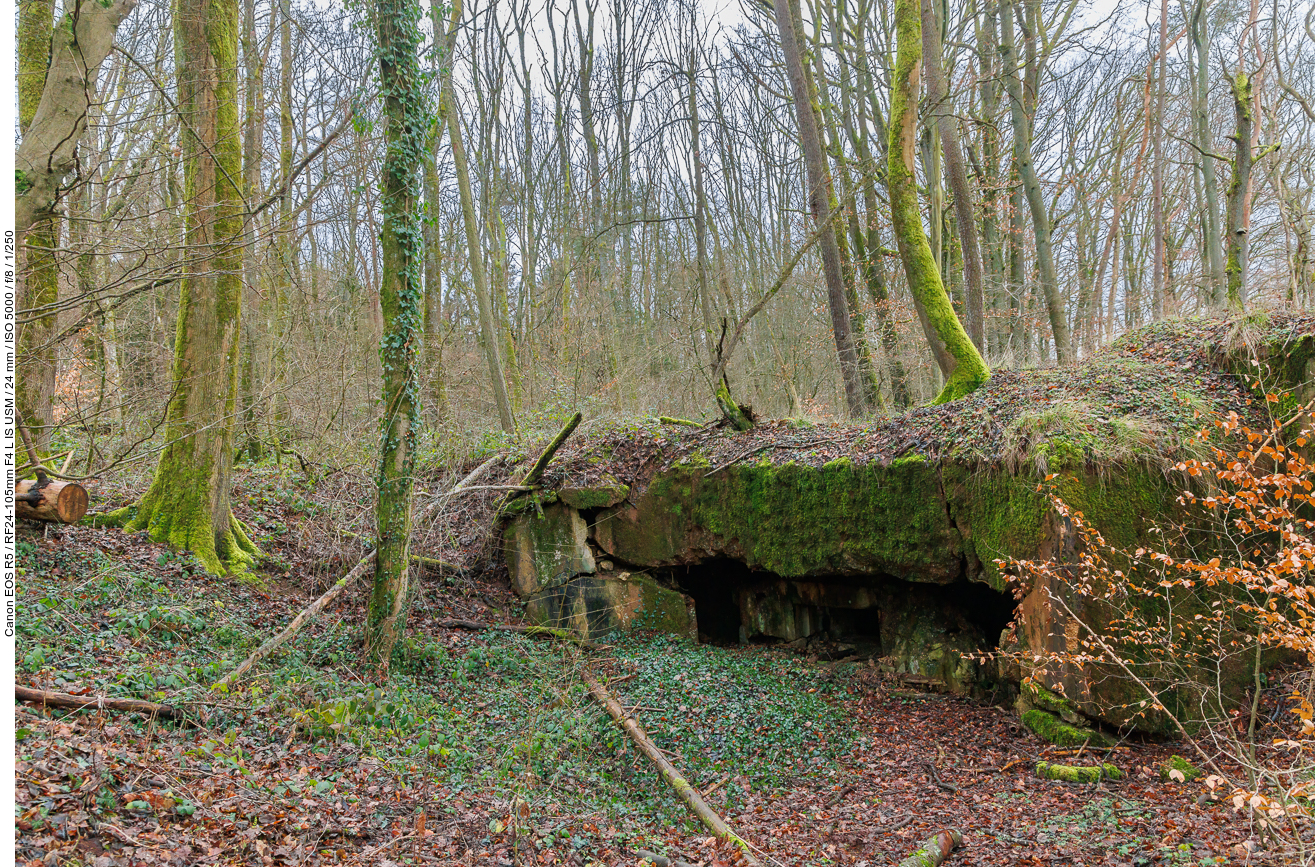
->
[{"left": 668, "top": 557, "right": 1017, "bottom": 684}]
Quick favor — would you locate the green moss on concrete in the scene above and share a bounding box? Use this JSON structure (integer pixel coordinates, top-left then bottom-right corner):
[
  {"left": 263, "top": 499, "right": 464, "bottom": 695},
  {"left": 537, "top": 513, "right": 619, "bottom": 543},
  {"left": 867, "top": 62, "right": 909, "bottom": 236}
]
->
[
  {"left": 558, "top": 483, "right": 629, "bottom": 510},
  {"left": 1022, "top": 709, "right": 1114, "bottom": 748},
  {"left": 1036, "top": 761, "right": 1122, "bottom": 783},
  {"left": 597, "top": 457, "right": 962, "bottom": 580},
  {"left": 1159, "top": 755, "right": 1202, "bottom": 782},
  {"left": 1023, "top": 680, "right": 1085, "bottom": 723}
]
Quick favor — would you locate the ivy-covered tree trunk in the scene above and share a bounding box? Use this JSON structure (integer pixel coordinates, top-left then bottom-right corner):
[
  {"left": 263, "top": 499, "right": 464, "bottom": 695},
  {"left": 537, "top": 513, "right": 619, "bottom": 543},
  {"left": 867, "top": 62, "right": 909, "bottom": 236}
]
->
[
  {"left": 888, "top": 0, "right": 989, "bottom": 404},
  {"left": 364, "top": 0, "right": 427, "bottom": 674},
  {"left": 121, "top": 0, "right": 257, "bottom": 575}
]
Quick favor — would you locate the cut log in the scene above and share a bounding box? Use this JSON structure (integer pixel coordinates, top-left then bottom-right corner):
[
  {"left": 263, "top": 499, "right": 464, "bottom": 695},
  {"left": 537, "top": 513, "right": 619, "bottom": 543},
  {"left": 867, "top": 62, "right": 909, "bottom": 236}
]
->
[
  {"left": 16, "top": 479, "right": 89, "bottom": 523},
  {"left": 897, "top": 828, "right": 963, "bottom": 867},
  {"left": 15, "top": 685, "right": 182, "bottom": 719},
  {"left": 584, "top": 672, "right": 759, "bottom": 865}
]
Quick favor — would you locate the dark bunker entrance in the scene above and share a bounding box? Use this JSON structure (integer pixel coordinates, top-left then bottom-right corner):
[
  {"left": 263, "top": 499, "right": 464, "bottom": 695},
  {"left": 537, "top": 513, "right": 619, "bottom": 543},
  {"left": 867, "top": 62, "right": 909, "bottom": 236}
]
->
[{"left": 668, "top": 558, "right": 1017, "bottom": 671}]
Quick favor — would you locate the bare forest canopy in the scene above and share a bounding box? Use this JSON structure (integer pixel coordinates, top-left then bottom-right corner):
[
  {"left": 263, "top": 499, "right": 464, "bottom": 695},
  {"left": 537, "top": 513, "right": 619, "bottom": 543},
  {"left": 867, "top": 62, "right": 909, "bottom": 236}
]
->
[{"left": 13, "top": 0, "right": 1315, "bottom": 474}]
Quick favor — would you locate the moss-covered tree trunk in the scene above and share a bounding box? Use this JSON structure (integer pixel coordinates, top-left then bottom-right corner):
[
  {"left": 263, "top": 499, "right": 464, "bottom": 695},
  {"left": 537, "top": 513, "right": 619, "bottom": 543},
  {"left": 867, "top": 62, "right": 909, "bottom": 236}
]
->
[
  {"left": 365, "top": 0, "right": 427, "bottom": 675},
  {"left": 123, "top": 0, "right": 256, "bottom": 575},
  {"left": 17, "top": 0, "right": 57, "bottom": 453},
  {"left": 888, "top": 0, "right": 989, "bottom": 404},
  {"left": 921, "top": 0, "right": 985, "bottom": 352}
]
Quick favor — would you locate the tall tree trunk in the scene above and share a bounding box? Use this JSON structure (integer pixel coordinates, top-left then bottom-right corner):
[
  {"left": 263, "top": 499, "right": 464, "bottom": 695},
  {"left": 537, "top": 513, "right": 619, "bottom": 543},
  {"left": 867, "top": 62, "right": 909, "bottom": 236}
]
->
[
  {"left": 1225, "top": 71, "right": 1254, "bottom": 311},
  {"left": 688, "top": 44, "right": 717, "bottom": 369},
  {"left": 1008, "top": 171, "right": 1028, "bottom": 363},
  {"left": 806, "top": 4, "right": 880, "bottom": 409},
  {"left": 998, "top": 0, "right": 1072, "bottom": 364},
  {"left": 889, "top": 0, "right": 989, "bottom": 403},
  {"left": 447, "top": 90, "right": 517, "bottom": 434},
  {"left": 772, "top": 0, "right": 873, "bottom": 417},
  {"left": 17, "top": 0, "right": 57, "bottom": 453},
  {"left": 1191, "top": 0, "right": 1226, "bottom": 306},
  {"left": 124, "top": 0, "right": 257, "bottom": 576},
  {"left": 239, "top": 0, "right": 264, "bottom": 460},
  {"left": 1151, "top": 0, "right": 1168, "bottom": 319},
  {"left": 922, "top": 0, "right": 985, "bottom": 351},
  {"left": 366, "top": 0, "right": 428, "bottom": 675}
]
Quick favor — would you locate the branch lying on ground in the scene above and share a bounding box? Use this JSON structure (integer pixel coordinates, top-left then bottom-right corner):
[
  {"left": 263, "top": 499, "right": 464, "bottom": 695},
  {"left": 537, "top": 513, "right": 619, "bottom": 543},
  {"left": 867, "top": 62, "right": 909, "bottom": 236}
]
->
[
  {"left": 584, "top": 672, "right": 760, "bottom": 865},
  {"left": 16, "top": 685, "right": 183, "bottom": 720}
]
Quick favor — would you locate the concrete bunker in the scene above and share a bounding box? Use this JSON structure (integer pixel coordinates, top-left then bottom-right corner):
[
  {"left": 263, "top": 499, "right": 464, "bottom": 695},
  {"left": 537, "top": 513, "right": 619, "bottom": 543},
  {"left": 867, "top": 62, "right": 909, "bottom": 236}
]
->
[{"left": 669, "top": 557, "right": 1015, "bottom": 688}]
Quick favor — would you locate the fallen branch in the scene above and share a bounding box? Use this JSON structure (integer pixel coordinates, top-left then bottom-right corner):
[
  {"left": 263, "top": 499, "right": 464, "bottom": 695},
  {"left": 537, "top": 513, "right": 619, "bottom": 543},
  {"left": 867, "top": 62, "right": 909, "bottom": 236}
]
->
[
  {"left": 584, "top": 672, "right": 759, "bottom": 865},
  {"left": 924, "top": 762, "right": 960, "bottom": 793},
  {"left": 897, "top": 828, "right": 963, "bottom": 867},
  {"left": 210, "top": 455, "right": 506, "bottom": 690},
  {"left": 657, "top": 416, "right": 702, "bottom": 428},
  {"left": 213, "top": 556, "right": 375, "bottom": 690},
  {"left": 337, "top": 530, "right": 462, "bottom": 572},
  {"left": 15, "top": 685, "right": 182, "bottom": 720},
  {"left": 515, "top": 412, "right": 583, "bottom": 490}
]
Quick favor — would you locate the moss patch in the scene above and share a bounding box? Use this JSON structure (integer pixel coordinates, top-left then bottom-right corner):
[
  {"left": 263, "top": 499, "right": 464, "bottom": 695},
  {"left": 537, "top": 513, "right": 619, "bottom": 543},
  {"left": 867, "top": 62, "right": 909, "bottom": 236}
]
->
[
  {"left": 1036, "top": 761, "right": 1123, "bottom": 783},
  {"left": 1022, "top": 709, "right": 1114, "bottom": 748},
  {"left": 1159, "top": 755, "right": 1202, "bottom": 782},
  {"left": 595, "top": 457, "right": 962, "bottom": 581}
]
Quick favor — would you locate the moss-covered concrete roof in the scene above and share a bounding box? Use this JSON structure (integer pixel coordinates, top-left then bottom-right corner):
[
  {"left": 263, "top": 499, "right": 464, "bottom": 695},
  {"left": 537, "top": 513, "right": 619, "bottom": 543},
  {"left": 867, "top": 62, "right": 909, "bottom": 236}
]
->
[{"left": 539, "top": 313, "right": 1313, "bottom": 490}]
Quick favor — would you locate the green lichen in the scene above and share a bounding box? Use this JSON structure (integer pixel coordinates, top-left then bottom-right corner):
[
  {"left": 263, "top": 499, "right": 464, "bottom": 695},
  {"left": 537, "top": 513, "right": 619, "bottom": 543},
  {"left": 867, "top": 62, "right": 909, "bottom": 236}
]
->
[{"left": 1022, "top": 709, "right": 1114, "bottom": 748}]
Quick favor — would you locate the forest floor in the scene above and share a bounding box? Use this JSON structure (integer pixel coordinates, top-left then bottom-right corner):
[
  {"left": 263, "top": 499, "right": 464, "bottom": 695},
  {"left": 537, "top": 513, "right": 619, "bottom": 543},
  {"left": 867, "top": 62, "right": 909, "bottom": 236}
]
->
[
  {"left": 17, "top": 313, "right": 1312, "bottom": 866},
  {"left": 16, "top": 512, "right": 1276, "bottom": 867}
]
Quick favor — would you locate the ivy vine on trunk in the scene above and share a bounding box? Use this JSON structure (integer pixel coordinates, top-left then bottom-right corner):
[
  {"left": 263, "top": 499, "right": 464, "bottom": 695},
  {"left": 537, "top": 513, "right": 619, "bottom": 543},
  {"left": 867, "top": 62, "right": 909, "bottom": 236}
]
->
[{"left": 365, "top": 0, "right": 430, "bottom": 675}]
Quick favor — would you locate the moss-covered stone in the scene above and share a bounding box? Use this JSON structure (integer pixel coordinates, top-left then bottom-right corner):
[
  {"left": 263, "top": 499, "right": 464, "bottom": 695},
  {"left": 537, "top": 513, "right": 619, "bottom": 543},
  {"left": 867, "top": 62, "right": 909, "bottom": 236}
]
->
[
  {"left": 1159, "top": 755, "right": 1202, "bottom": 782},
  {"left": 505, "top": 502, "right": 594, "bottom": 596},
  {"left": 1021, "top": 680, "right": 1085, "bottom": 725},
  {"left": 1022, "top": 709, "right": 1115, "bottom": 748},
  {"left": 558, "top": 482, "right": 629, "bottom": 510},
  {"left": 1035, "top": 761, "right": 1122, "bottom": 783},
  {"left": 524, "top": 571, "right": 694, "bottom": 640}
]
